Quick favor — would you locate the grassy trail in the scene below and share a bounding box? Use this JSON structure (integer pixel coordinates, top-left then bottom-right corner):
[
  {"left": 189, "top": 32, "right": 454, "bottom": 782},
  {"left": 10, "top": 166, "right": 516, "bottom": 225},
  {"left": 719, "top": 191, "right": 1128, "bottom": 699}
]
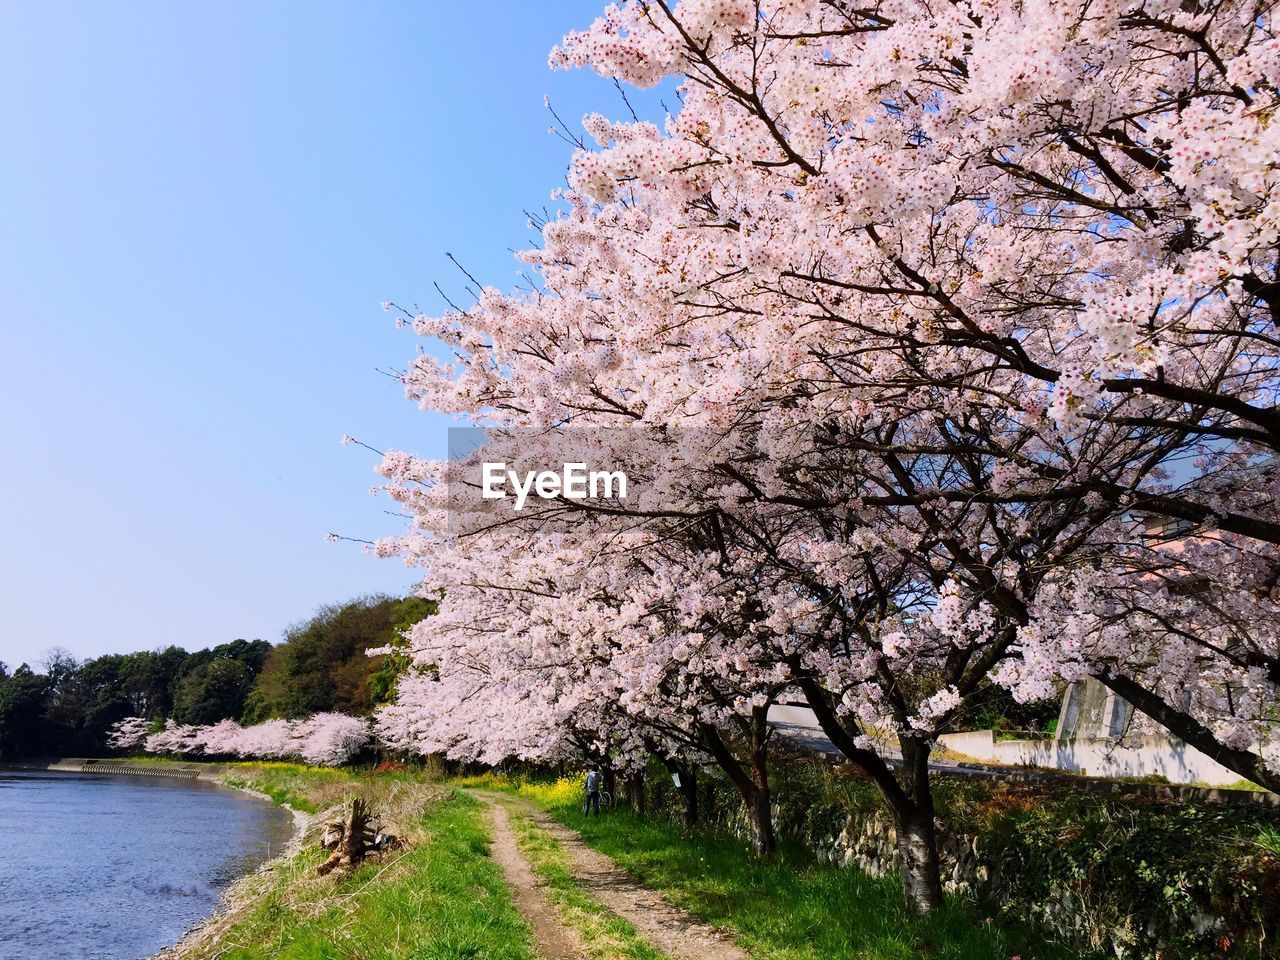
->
[
  {"left": 463, "top": 775, "right": 1077, "bottom": 960},
  {"left": 164, "top": 768, "right": 538, "bottom": 960},
  {"left": 482, "top": 789, "right": 737, "bottom": 960},
  {"left": 506, "top": 805, "right": 672, "bottom": 960},
  {"left": 162, "top": 764, "right": 1077, "bottom": 960}
]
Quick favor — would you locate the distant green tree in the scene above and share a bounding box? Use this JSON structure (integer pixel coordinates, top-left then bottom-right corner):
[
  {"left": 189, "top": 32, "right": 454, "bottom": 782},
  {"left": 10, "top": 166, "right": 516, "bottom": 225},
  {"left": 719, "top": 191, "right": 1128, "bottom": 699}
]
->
[
  {"left": 171, "top": 657, "right": 257, "bottom": 725},
  {"left": 166, "top": 638, "right": 270, "bottom": 725},
  {"left": 38, "top": 649, "right": 96, "bottom": 754},
  {"left": 0, "top": 665, "right": 52, "bottom": 758},
  {"left": 72, "top": 654, "right": 135, "bottom": 750},
  {"left": 116, "top": 647, "right": 189, "bottom": 718},
  {"left": 243, "top": 596, "right": 435, "bottom": 721}
]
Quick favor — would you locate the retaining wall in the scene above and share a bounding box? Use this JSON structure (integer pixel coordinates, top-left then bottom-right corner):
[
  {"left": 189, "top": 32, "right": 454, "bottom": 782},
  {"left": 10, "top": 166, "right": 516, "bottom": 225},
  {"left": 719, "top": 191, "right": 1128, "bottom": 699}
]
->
[
  {"left": 42, "top": 758, "right": 226, "bottom": 780},
  {"left": 937, "top": 731, "right": 1243, "bottom": 786}
]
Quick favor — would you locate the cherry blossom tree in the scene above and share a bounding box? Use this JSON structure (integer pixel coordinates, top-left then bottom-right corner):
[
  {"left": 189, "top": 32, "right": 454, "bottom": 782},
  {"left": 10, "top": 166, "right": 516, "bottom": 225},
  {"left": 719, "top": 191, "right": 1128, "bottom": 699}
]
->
[
  {"left": 544, "top": 0, "right": 1280, "bottom": 789},
  {"left": 292, "top": 713, "right": 375, "bottom": 766},
  {"left": 371, "top": 0, "right": 1279, "bottom": 911},
  {"left": 106, "top": 716, "right": 151, "bottom": 751},
  {"left": 115, "top": 713, "right": 372, "bottom": 766}
]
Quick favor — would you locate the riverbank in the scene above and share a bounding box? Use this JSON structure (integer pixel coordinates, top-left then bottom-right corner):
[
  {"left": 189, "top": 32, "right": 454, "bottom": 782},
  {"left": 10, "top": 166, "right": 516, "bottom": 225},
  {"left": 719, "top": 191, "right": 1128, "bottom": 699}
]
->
[
  {"left": 135, "top": 763, "right": 1076, "bottom": 960},
  {"left": 147, "top": 763, "right": 539, "bottom": 960},
  {"left": 2, "top": 757, "right": 227, "bottom": 779}
]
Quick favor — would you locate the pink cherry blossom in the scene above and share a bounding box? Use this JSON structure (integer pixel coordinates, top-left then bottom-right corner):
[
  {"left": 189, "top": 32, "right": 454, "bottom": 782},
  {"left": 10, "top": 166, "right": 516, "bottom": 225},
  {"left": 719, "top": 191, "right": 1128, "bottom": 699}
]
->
[{"left": 369, "top": 0, "right": 1280, "bottom": 910}]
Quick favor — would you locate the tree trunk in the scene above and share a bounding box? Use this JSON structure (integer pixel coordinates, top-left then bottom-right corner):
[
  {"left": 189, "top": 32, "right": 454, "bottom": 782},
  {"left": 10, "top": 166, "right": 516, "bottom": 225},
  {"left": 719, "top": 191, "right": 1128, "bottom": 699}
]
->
[
  {"left": 627, "top": 771, "right": 646, "bottom": 814},
  {"left": 656, "top": 753, "right": 700, "bottom": 828},
  {"left": 796, "top": 678, "right": 944, "bottom": 912},
  {"left": 746, "top": 744, "right": 775, "bottom": 856},
  {"left": 894, "top": 808, "right": 944, "bottom": 913},
  {"left": 745, "top": 780, "right": 775, "bottom": 856},
  {"left": 681, "top": 763, "right": 699, "bottom": 829},
  {"left": 603, "top": 765, "right": 617, "bottom": 805},
  {"left": 655, "top": 757, "right": 696, "bottom": 829},
  {"left": 699, "top": 717, "right": 777, "bottom": 856},
  {"left": 893, "top": 738, "right": 944, "bottom": 912}
]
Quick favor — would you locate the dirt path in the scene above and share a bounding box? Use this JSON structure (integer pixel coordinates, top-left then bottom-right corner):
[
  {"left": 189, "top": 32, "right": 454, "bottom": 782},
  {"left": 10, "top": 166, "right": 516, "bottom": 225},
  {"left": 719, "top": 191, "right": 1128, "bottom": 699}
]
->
[
  {"left": 485, "top": 797, "right": 587, "bottom": 959},
  {"left": 474, "top": 791, "right": 750, "bottom": 960}
]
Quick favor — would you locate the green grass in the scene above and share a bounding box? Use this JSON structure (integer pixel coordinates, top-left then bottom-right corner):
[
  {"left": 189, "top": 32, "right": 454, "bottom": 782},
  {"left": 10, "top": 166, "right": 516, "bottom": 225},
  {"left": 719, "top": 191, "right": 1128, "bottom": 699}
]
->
[
  {"left": 197, "top": 789, "right": 537, "bottom": 960},
  {"left": 221, "top": 762, "right": 355, "bottom": 814},
  {"left": 505, "top": 806, "right": 670, "bottom": 960},
  {"left": 1198, "top": 778, "right": 1269, "bottom": 792},
  {"left": 496, "top": 778, "right": 1076, "bottom": 960},
  {"left": 1256, "top": 824, "right": 1280, "bottom": 856}
]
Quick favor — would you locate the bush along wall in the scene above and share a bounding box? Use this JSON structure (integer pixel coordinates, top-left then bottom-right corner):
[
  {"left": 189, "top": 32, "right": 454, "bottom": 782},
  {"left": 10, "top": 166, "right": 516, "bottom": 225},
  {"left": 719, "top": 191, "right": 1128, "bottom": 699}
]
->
[{"left": 633, "top": 755, "right": 1280, "bottom": 959}]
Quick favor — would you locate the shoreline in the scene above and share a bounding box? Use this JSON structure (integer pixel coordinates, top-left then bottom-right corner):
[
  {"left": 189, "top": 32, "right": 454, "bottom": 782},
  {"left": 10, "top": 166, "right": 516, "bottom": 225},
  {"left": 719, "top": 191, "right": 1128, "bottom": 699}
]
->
[
  {"left": 146, "top": 770, "right": 313, "bottom": 960},
  {"left": 1, "top": 757, "right": 228, "bottom": 781}
]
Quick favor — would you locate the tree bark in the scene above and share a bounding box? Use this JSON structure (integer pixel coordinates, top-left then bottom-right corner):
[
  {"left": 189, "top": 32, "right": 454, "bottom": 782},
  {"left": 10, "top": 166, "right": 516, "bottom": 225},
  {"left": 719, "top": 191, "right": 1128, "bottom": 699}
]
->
[
  {"left": 681, "top": 763, "right": 699, "bottom": 828},
  {"left": 627, "top": 770, "right": 646, "bottom": 814},
  {"left": 656, "top": 753, "right": 700, "bottom": 828},
  {"left": 699, "top": 711, "right": 776, "bottom": 856},
  {"left": 745, "top": 764, "right": 776, "bottom": 857},
  {"left": 797, "top": 678, "right": 944, "bottom": 912},
  {"left": 894, "top": 808, "right": 944, "bottom": 913},
  {"left": 888, "top": 736, "right": 945, "bottom": 912}
]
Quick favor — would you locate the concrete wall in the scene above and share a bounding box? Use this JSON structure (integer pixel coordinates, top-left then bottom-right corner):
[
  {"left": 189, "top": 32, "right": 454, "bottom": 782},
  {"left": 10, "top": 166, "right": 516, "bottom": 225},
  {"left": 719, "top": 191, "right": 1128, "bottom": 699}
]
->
[
  {"left": 938, "top": 731, "right": 1243, "bottom": 786},
  {"left": 1057, "top": 678, "right": 1133, "bottom": 739},
  {"left": 934, "top": 729, "right": 997, "bottom": 759},
  {"left": 41, "top": 758, "right": 227, "bottom": 780}
]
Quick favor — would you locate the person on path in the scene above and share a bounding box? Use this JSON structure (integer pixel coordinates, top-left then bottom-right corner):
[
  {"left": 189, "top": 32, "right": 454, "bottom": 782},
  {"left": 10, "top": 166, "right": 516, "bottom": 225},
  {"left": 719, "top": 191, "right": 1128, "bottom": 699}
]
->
[{"left": 584, "top": 766, "right": 602, "bottom": 816}]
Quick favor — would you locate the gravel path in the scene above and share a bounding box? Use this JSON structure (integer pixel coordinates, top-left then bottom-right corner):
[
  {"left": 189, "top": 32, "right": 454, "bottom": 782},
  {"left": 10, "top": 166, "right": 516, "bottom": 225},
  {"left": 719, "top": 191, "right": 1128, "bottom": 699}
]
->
[
  {"left": 474, "top": 791, "right": 750, "bottom": 960},
  {"left": 484, "top": 796, "right": 586, "bottom": 959}
]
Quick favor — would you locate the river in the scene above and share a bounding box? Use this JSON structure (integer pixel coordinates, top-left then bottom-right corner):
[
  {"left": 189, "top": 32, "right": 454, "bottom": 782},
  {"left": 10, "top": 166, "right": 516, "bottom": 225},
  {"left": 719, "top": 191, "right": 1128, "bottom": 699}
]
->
[{"left": 0, "top": 769, "right": 296, "bottom": 960}]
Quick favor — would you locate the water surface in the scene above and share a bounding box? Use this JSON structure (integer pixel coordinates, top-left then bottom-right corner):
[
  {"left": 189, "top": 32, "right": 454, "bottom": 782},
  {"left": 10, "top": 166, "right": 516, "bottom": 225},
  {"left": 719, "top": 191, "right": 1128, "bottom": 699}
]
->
[{"left": 0, "top": 769, "right": 295, "bottom": 960}]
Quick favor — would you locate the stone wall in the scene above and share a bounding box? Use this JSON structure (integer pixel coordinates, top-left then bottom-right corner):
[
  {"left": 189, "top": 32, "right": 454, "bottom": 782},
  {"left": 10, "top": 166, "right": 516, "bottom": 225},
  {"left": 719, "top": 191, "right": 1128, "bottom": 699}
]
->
[
  {"left": 798, "top": 803, "right": 1244, "bottom": 957},
  {"left": 641, "top": 764, "right": 1279, "bottom": 959}
]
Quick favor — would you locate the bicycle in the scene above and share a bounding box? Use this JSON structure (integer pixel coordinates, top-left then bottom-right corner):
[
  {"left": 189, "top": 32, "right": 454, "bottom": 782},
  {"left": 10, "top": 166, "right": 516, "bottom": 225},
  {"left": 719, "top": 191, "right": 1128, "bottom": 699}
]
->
[{"left": 582, "top": 786, "right": 613, "bottom": 815}]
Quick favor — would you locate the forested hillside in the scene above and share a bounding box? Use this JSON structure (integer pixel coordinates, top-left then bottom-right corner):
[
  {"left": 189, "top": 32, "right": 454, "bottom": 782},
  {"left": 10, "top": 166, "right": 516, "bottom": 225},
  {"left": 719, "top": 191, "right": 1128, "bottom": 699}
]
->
[
  {"left": 242, "top": 596, "right": 434, "bottom": 722},
  {"left": 0, "top": 594, "right": 433, "bottom": 759}
]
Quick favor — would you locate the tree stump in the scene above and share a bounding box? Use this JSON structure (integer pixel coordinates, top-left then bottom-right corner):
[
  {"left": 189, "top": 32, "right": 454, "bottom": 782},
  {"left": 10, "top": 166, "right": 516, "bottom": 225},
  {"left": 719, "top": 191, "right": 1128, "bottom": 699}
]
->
[{"left": 316, "top": 797, "right": 378, "bottom": 875}]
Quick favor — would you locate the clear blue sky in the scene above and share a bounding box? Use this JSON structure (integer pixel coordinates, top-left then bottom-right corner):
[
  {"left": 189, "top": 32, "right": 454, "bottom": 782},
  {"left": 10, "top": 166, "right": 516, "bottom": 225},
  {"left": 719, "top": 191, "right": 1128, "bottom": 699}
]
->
[{"left": 0, "top": 2, "right": 664, "bottom": 668}]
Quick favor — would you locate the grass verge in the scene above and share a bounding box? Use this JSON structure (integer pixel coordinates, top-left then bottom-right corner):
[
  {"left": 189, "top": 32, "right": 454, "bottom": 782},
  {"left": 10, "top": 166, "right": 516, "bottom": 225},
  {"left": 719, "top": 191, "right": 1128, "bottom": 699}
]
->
[
  {"left": 222, "top": 762, "right": 354, "bottom": 813},
  {"left": 476, "top": 776, "right": 1074, "bottom": 960},
  {"left": 167, "top": 768, "right": 537, "bottom": 960}
]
